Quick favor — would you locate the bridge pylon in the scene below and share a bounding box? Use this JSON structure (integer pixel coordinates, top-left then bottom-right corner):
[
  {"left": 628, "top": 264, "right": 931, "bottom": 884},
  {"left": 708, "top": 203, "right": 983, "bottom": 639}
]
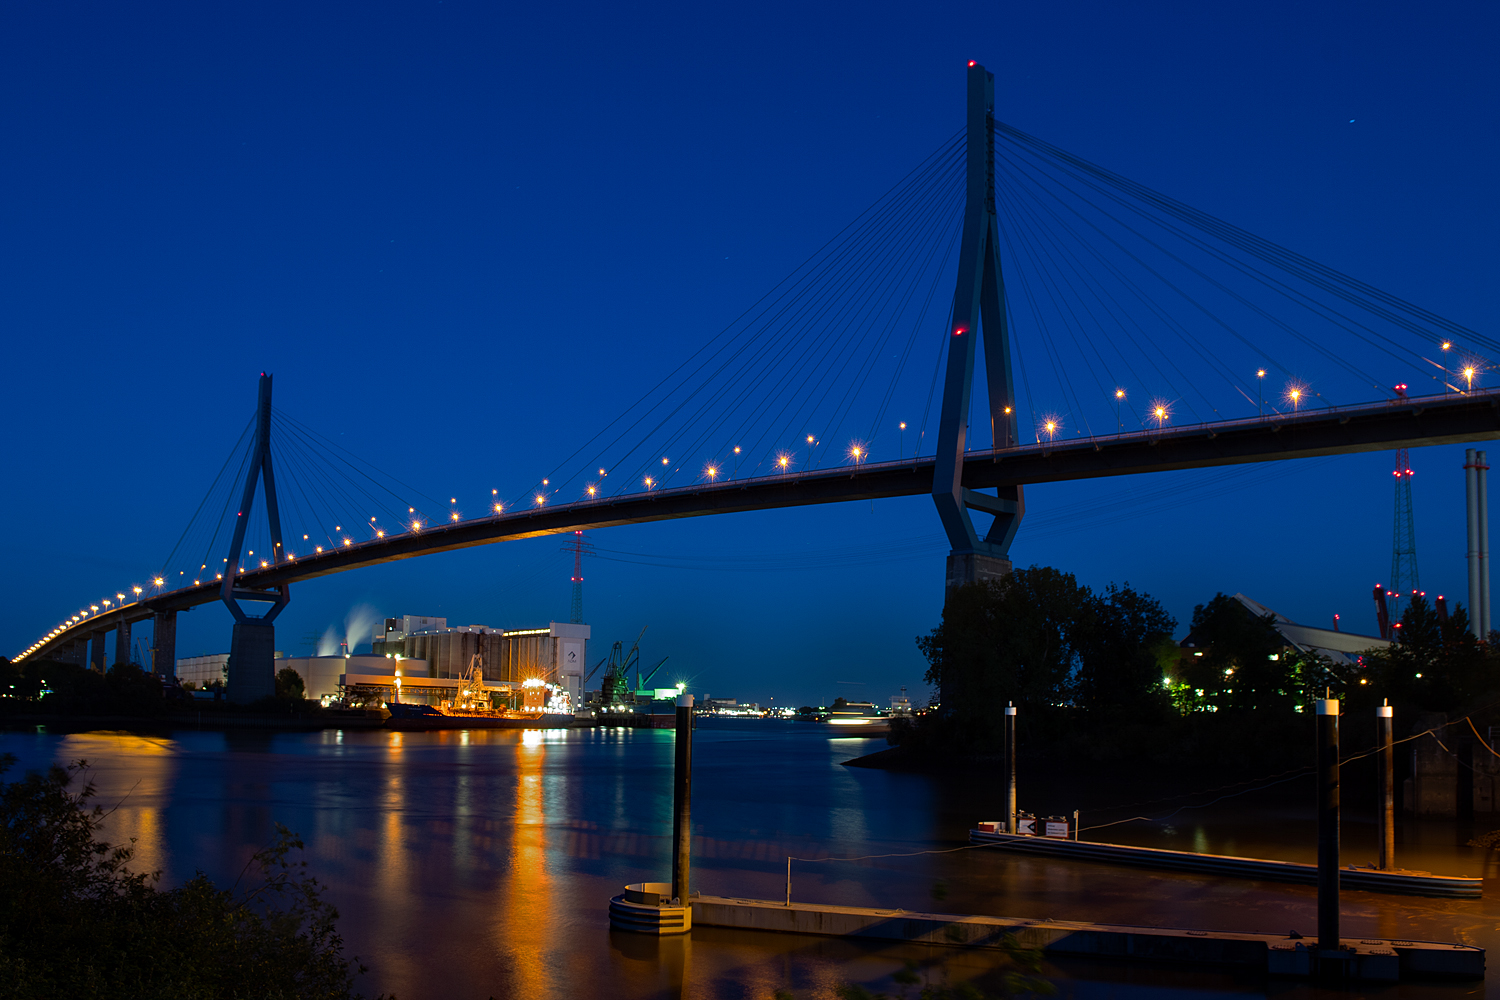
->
[
  {"left": 220, "top": 373, "right": 290, "bottom": 703},
  {"left": 933, "top": 61, "right": 1023, "bottom": 594}
]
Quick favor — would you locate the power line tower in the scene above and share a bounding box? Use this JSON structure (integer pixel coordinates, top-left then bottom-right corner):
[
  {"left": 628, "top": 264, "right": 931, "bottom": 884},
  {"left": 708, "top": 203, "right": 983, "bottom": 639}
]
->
[
  {"left": 1390, "top": 447, "right": 1420, "bottom": 622},
  {"left": 562, "top": 531, "right": 595, "bottom": 623}
]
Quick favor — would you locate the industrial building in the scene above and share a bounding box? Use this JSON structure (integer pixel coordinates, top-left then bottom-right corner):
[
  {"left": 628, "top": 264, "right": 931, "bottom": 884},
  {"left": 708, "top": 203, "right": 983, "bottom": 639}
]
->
[
  {"left": 176, "top": 650, "right": 284, "bottom": 688},
  {"left": 183, "top": 614, "right": 590, "bottom": 710},
  {"left": 1179, "top": 594, "right": 1391, "bottom": 667},
  {"left": 382, "top": 616, "right": 590, "bottom": 707}
]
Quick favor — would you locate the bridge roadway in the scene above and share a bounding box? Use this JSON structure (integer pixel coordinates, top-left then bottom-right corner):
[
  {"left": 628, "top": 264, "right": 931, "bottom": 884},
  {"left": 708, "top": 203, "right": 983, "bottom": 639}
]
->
[{"left": 24, "top": 387, "right": 1500, "bottom": 661}]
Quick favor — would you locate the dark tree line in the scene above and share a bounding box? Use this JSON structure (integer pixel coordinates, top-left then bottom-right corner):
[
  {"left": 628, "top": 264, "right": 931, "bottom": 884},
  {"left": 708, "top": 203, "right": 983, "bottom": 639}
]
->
[{"left": 899, "top": 567, "right": 1500, "bottom": 766}]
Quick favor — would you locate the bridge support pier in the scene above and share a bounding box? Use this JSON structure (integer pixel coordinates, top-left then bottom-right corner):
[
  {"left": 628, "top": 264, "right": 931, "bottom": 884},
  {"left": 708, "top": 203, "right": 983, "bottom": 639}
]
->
[
  {"left": 115, "top": 620, "right": 132, "bottom": 667},
  {"left": 945, "top": 552, "right": 1012, "bottom": 593},
  {"left": 152, "top": 610, "right": 177, "bottom": 676},
  {"left": 226, "top": 622, "right": 277, "bottom": 704},
  {"left": 89, "top": 631, "right": 108, "bottom": 673}
]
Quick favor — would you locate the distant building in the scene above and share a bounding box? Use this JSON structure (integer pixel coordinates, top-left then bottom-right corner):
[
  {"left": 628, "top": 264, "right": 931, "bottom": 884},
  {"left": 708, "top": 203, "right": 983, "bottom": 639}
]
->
[
  {"left": 361, "top": 614, "right": 591, "bottom": 710},
  {"left": 176, "top": 650, "right": 283, "bottom": 688},
  {"left": 1181, "top": 593, "right": 1390, "bottom": 666},
  {"left": 889, "top": 687, "right": 913, "bottom": 715},
  {"left": 176, "top": 654, "right": 228, "bottom": 688}
]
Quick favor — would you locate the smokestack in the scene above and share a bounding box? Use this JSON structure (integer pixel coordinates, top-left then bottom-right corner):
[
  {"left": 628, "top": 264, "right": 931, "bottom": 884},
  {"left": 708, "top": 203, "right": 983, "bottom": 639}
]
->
[
  {"left": 1480, "top": 450, "right": 1491, "bottom": 639},
  {"left": 1373, "top": 584, "right": 1390, "bottom": 640},
  {"left": 1468, "top": 450, "right": 1484, "bottom": 640},
  {"left": 1332, "top": 614, "right": 1340, "bottom": 633},
  {"left": 1436, "top": 595, "right": 1449, "bottom": 623}
]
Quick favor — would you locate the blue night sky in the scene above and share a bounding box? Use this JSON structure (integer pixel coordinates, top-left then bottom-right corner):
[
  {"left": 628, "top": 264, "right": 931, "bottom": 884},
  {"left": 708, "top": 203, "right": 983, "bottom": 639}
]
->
[{"left": 2, "top": 1, "right": 1496, "bottom": 708}]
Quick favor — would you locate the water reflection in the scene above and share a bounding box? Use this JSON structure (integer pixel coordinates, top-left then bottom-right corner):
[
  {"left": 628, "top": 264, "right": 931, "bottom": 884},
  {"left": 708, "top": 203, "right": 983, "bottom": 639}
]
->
[
  {"left": 56, "top": 732, "right": 178, "bottom": 878},
  {"left": 6, "top": 722, "right": 1499, "bottom": 998},
  {"left": 497, "top": 730, "right": 554, "bottom": 996}
]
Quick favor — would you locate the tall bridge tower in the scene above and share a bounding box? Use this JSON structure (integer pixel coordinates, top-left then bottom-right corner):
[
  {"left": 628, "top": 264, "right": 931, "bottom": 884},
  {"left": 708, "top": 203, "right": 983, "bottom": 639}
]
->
[
  {"left": 221, "top": 373, "right": 291, "bottom": 702},
  {"left": 933, "top": 61, "right": 1023, "bottom": 593}
]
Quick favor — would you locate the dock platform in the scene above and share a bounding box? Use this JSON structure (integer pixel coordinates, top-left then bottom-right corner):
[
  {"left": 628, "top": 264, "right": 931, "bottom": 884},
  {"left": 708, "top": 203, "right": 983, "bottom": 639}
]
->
[
  {"left": 968, "top": 829, "right": 1482, "bottom": 898},
  {"left": 691, "top": 895, "right": 1483, "bottom": 981}
]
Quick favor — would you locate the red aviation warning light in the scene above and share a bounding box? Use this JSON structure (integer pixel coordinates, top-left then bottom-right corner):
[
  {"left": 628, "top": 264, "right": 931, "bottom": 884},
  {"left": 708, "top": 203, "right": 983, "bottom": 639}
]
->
[
  {"left": 954, "top": 327, "right": 965, "bottom": 336},
  {"left": 968, "top": 60, "right": 976, "bottom": 67}
]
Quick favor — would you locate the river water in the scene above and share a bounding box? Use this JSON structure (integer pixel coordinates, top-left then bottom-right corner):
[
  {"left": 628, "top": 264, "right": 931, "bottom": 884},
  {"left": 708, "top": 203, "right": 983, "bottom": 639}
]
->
[{"left": 2, "top": 720, "right": 1498, "bottom": 999}]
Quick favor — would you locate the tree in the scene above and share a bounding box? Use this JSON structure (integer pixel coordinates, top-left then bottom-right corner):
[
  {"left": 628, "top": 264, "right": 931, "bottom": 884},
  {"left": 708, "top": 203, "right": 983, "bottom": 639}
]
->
[
  {"left": 1364, "top": 595, "right": 1490, "bottom": 711},
  {"left": 1072, "top": 583, "right": 1176, "bottom": 713},
  {"left": 918, "top": 567, "right": 1088, "bottom": 729},
  {"left": 1180, "top": 594, "right": 1285, "bottom": 710},
  {"left": 276, "top": 667, "right": 306, "bottom": 701},
  {"left": 0, "top": 755, "right": 379, "bottom": 998}
]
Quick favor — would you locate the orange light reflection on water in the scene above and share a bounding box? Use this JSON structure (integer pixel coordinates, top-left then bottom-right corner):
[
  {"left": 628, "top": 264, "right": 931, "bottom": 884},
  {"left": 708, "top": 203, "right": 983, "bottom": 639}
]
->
[
  {"left": 56, "top": 732, "right": 177, "bottom": 880},
  {"left": 500, "top": 729, "right": 553, "bottom": 995}
]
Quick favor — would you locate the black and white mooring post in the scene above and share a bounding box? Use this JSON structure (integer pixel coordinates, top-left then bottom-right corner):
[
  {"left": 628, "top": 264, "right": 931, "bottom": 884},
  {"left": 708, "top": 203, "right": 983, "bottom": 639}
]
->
[
  {"left": 607, "top": 692, "right": 696, "bottom": 934},
  {"left": 671, "top": 693, "right": 695, "bottom": 906},
  {"left": 1378, "top": 701, "right": 1394, "bottom": 870},
  {"left": 1005, "top": 702, "right": 1017, "bottom": 834},
  {"left": 1316, "top": 697, "right": 1341, "bottom": 954}
]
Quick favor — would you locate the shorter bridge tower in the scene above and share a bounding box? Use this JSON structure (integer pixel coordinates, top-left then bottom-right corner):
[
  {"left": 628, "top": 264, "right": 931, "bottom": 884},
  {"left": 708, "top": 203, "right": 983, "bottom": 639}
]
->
[{"left": 221, "top": 373, "right": 291, "bottom": 702}]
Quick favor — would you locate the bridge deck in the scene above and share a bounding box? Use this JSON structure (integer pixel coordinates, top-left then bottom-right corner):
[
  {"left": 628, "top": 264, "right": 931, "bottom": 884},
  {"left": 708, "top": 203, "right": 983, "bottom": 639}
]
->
[{"left": 23, "top": 388, "right": 1499, "bottom": 661}]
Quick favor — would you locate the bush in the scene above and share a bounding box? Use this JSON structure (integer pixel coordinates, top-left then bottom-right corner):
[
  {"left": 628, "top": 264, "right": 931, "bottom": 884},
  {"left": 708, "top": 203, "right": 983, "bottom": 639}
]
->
[{"left": 0, "top": 754, "right": 383, "bottom": 999}]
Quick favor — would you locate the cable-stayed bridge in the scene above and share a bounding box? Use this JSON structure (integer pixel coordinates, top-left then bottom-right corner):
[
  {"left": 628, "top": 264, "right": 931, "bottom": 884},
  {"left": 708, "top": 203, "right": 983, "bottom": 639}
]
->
[{"left": 18, "top": 63, "right": 1498, "bottom": 696}]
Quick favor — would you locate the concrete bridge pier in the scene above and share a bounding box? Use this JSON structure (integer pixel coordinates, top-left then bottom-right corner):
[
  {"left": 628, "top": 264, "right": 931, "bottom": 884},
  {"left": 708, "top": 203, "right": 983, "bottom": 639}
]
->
[
  {"left": 226, "top": 622, "right": 276, "bottom": 703},
  {"left": 89, "top": 631, "right": 108, "bottom": 673},
  {"left": 945, "top": 552, "right": 1013, "bottom": 592},
  {"left": 151, "top": 610, "right": 177, "bottom": 676},
  {"left": 115, "top": 620, "right": 132, "bottom": 668}
]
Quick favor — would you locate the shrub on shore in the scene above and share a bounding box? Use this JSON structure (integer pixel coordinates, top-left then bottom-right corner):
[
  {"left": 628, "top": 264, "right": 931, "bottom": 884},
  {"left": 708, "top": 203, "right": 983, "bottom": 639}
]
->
[{"left": 0, "top": 754, "right": 384, "bottom": 1000}]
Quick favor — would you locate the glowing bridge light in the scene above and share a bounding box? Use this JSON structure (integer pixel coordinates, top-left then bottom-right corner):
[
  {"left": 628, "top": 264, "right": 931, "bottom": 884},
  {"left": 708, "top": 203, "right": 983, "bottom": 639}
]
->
[
  {"left": 450, "top": 511, "right": 460, "bottom": 522},
  {"left": 705, "top": 465, "right": 718, "bottom": 481},
  {"left": 1463, "top": 366, "right": 1478, "bottom": 391},
  {"left": 1443, "top": 341, "right": 1452, "bottom": 351},
  {"left": 316, "top": 545, "right": 323, "bottom": 552},
  {"left": 662, "top": 457, "right": 669, "bottom": 465},
  {"left": 133, "top": 586, "right": 142, "bottom": 595},
  {"left": 1151, "top": 400, "right": 1171, "bottom": 428},
  {"left": 535, "top": 494, "right": 546, "bottom": 506},
  {"left": 492, "top": 502, "right": 503, "bottom": 513},
  {"left": 733, "top": 446, "right": 740, "bottom": 454},
  {"left": 586, "top": 485, "right": 597, "bottom": 496},
  {"left": 777, "top": 453, "right": 791, "bottom": 471},
  {"left": 90, "top": 605, "right": 98, "bottom": 612},
  {"left": 343, "top": 538, "right": 352, "bottom": 546},
  {"left": 643, "top": 476, "right": 654, "bottom": 490},
  {"left": 153, "top": 577, "right": 164, "bottom": 587}
]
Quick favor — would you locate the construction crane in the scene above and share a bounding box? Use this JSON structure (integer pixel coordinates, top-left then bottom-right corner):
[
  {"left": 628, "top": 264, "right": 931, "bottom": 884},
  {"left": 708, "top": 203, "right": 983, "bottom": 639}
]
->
[{"left": 597, "top": 627, "right": 670, "bottom": 709}]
